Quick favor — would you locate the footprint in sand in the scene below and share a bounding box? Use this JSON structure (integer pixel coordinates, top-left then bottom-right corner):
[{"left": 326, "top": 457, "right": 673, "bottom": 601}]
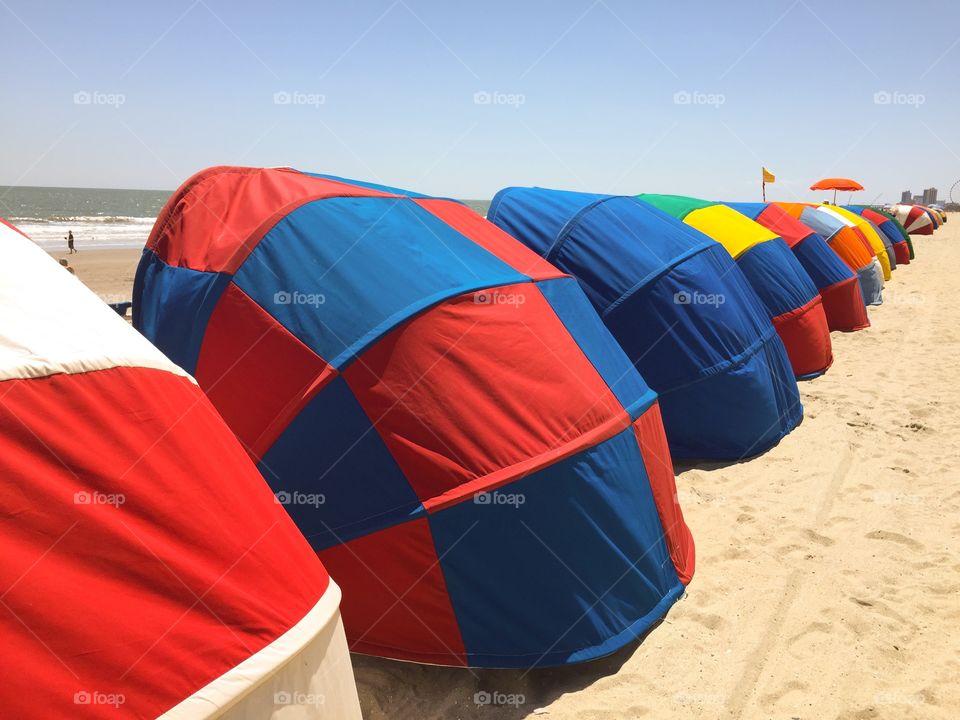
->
[
  {"left": 802, "top": 528, "right": 835, "bottom": 547},
  {"left": 865, "top": 530, "right": 924, "bottom": 551}
]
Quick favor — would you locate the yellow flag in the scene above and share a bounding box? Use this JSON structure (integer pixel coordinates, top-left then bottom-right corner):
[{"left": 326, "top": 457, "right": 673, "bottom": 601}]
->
[{"left": 762, "top": 167, "right": 776, "bottom": 183}]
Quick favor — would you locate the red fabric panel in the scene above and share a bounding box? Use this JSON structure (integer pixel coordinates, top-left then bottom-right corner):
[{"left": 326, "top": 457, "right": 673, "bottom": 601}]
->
[
  {"left": 344, "top": 283, "right": 628, "bottom": 506},
  {"left": 893, "top": 242, "right": 911, "bottom": 265},
  {"left": 819, "top": 275, "right": 870, "bottom": 332},
  {"left": 0, "top": 367, "right": 328, "bottom": 718},
  {"left": 632, "top": 403, "right": 694, "bottom": 585},
  {"left": 317, "top": 517, "right": 466, "bottom": 665},
  {"left": 148, "top": 166, "right": 400, "bottom": 273},
  {"left": 772, "top": 295, "right": 833, "bottom": 377},
  {"left": 195, "top": 282, "right": 336, "bottom": 460},
  {"left": 413, "top": 198, "right": 567, "bottom": 282},
  {"left": 756, "top": 204, "right": 812, "bottom": 248}
]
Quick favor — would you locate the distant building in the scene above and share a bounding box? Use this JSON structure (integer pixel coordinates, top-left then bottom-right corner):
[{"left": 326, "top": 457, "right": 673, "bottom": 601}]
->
[
  {"left": 901, "top": 190, "right": 912, "bottom": 203},
  {"left": 922, "top": 187, "right": 938, "bottom": 205},
  {"left": 913, "top": 195, "right": 923, "bottom": 204}
]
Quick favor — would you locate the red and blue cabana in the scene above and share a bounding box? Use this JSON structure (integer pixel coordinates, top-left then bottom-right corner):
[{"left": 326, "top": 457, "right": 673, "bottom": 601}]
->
[{"left": 134, "top": 166, "right": 694, "bottom": 669}]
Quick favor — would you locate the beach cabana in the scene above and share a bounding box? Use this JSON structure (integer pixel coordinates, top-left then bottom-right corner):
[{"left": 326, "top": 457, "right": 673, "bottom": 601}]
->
[
  {"left": 487, "top": 187, "right": 802, "bottom": 460},
  {"left": 134, "top": 166, "right": 695, "bottom": 668},
  {"left": 726, "top": 202, "right": 869, "bottom": 332},
  {"left": 0, "top": 218, "right": 361, "bottom": 719},
  {"left": 922, "top": 206, "right": 942, "bottom": 229},
  {"left": 774, "top": 203, "right": 884, "bottom": 306},
  {"left": 891, "top": 204, "right": 935, "bottom": 235},
  {"left": 819, "top": 205, "right": 895, "bottom": 278},
  {"left": 637, "top": 194, "right": 832, "bottom": 379},
  {"left": 846, "top": 207, "right": 911, "bottom": 265}
]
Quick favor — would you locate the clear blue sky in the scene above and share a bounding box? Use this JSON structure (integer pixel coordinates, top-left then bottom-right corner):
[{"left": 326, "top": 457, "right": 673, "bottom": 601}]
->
[{"left": 1, "top": 0, "right": 957, "bottom": 202}]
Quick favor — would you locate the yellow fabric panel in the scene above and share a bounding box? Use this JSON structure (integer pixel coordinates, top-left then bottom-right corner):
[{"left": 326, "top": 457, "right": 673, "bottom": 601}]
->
[
  {"left": 683, "top": 205, "right": 777, "bottom": 259},
  {"left": 823, "top": 205, "right": 892, "bottom": 280}
]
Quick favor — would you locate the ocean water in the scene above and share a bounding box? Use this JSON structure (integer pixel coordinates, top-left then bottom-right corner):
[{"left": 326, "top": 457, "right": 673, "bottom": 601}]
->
[
  {"left": 0, "top": 186, "right": 171, "bottom": 251},
  {"left": 1, "top": 186, "right": 493, "bottom": 251}
]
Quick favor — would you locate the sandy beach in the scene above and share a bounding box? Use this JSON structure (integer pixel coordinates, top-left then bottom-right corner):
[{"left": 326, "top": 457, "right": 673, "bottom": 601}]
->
[{"left": 55, "top": 219, "right": 959, "bottom": 719}]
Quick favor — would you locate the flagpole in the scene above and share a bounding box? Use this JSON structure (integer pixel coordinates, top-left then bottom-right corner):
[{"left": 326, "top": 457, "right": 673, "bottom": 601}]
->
[{"left": 762, "top": 180, "right": 766, "bottom": 202}]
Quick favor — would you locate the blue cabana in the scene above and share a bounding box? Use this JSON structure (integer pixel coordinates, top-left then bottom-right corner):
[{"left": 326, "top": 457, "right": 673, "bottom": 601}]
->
[{"left": 488, "top": 187, "right": 802, "bottom": 460}]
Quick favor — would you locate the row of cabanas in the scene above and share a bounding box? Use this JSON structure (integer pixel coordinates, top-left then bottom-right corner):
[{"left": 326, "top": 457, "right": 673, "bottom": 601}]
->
[{"left": 1, "top": 168, "right": 940, "bottom": 717}]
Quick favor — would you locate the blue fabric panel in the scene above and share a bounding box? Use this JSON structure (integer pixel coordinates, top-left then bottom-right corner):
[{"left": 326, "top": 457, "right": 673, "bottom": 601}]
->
[
  {"left": 487, "top": 187, "right": 610, "bottom": 259},
  {"left": 876, "top": 220, "right": 905, "bottom": 250},
  {"left": 602, "top": 244, "right": 770, "bottom": 393},
  {"left": 429, "top": 423, "right": 683, "bottom": 667},
  {"left": 736, "top": 239, "right": 819, "bottom": 319},
  {"left": 858, "top": 261, "right": 884, "bottom": 306},
  {"left": 132, "top": 250, "right": 230, "bottom": 375},
  {"left": 603, "top": 245, "right": 801, "bottom": 458},
  {"left": 792, "top": 233, "right": 855, "bottom": 290},
  {"left": 233, "top": 197, "right": 530, "bottom": 369},
  {"left": 536, "top": 277, "right": 655, "bottom": 419},
  {"left": 798, "top": 207, "right": 843, "bottom": 242},
  {"left": 724, "top": 202, "right": 766, "bottom": 221},
  {"left": 258, "top": 376, "right": 423, "bottom": 548},
  {"left": 658, "top": 326, "right": 802, "bottom": 459},
  {"left": 555, "top": 197, "right": 715, "bottom": 312}
]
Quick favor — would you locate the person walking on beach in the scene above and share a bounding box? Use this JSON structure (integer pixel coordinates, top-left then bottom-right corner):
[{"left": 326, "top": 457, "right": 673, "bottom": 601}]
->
[{"left": 65, "top": 230, "right": 76, "bottom": 254}]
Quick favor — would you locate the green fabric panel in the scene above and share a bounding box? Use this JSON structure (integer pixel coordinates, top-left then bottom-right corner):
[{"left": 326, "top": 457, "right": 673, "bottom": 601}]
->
[{"left": 635, "top": 194, "right": 715, "bottom": 220}]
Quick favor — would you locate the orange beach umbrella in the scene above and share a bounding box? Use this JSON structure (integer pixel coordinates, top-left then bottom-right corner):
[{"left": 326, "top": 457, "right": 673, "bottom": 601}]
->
[{"left": 810, "top": 177, "right": 864, "bottom": 204}]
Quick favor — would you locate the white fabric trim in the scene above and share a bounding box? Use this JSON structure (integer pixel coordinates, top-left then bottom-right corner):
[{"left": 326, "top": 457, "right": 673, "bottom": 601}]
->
[
  {"left": 159, "top": 581, "right": 361, "bottom": 720},
  {"left": 0, "top": 222, "right": 189, "bottom": 383},
  {"left": 816, "top": 205, "right": 856, "bottom": 228}
]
